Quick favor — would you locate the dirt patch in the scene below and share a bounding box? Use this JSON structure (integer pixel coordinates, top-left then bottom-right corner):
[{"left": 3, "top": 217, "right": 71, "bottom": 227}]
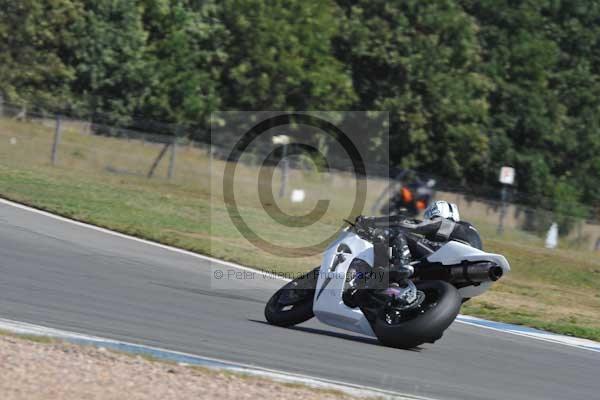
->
[{"left": 0, "top": 334, "right": 360, "bottom": 400}]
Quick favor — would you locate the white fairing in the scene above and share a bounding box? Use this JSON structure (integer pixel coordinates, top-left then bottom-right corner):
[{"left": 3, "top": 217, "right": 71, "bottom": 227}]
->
[
  {"left": 313, "top": 230, "right": 376, "bottom": 337},
  {"left": 312, "top": 230, "right": 511, "bottom": 336}
]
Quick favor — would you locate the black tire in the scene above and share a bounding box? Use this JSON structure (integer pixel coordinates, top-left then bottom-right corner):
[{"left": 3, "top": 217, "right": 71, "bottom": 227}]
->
[
  {"left": 371, "top": 280, "right": 461, "bottom": 349},
  {"left": 264, "top": 267, "right": 319, "bottom": 327}
]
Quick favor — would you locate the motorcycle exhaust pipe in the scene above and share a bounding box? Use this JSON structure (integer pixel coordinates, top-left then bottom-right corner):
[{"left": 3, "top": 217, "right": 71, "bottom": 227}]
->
[{"left": 449, "top": 262, "right": 503, "bottom": 283}]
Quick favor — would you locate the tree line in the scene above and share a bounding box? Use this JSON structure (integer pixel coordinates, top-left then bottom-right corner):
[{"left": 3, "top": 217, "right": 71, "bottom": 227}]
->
[{"left": 1, "top": 0, "right": 599, "bottom": 217}]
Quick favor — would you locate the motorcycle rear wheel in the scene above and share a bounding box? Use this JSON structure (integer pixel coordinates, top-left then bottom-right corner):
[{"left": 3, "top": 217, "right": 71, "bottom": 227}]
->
[
  {"left": 264, "top": 267, "right": 318, "bottom": 327},
  {"left": 371, "top": 280, "right": 461, "bottom": 349}
]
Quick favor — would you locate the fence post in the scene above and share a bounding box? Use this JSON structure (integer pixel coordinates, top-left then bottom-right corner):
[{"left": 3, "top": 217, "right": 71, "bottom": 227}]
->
[
  {"left": 51, "top": 114, "right": 62, "bottom": 165},
  {"left": 497, "top": 184, "right": 507, "bottom": 235},
  {"left": 278, "top": 142, "right": 288, "bottom": 198},
  {"left": 147, "top": 142, "right": 170, "bottom": 178},
  {"left": 168, "top": 136, "right": 177, "bottom": 180}
]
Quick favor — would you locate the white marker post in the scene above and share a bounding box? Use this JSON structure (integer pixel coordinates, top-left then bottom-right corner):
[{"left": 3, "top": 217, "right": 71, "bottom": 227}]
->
[
  {"left": 497, "top": 166, "right": 515, "bottom": 235},
  {"left": 545, "top": 222, "right": 559, "bottom": 249}
]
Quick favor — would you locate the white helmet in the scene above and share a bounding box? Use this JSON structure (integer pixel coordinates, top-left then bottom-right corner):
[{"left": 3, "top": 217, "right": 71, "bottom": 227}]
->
[{"left": 424, "top": 200, "right": 460, "bottom": 222}]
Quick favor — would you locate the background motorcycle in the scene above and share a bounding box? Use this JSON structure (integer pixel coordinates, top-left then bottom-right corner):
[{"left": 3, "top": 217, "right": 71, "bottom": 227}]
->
[
  {"left": 265, "top": 215, "right": 510, "bottom": 348},
  {"left": 371, "top": 169, "right": 436, "bottom": 217}
]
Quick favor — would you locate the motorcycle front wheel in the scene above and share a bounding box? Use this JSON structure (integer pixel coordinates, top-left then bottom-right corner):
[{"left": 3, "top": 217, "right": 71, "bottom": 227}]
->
[
  {"left": 264, "top": 267, "right": 319, "bottom": 327},
  {"left": 371, "top": 280, "right": 461, "bottom": 349}
]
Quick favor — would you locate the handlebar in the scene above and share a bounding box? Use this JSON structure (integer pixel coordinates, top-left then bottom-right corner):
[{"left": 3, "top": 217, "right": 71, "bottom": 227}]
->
[
  {"left": 355, "top": 215, "right": 407, "bottom": 228},
  {"left": 352, "top": 214, "right": 435, "bottom": 242},
  {"left": 350, "top": 215, "right": 410, "bottom": 242}
]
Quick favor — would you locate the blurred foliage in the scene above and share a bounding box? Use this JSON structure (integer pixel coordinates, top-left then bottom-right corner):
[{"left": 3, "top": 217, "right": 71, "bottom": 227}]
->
[
  {"left": 335, "top": 0, "right": 491, "bottom": 180},
  {"left": 2, "top": 0, "right": 600, "bottom": 218},
  {"left": 0, "top": 0, "right": 83, "bottom": 106}
]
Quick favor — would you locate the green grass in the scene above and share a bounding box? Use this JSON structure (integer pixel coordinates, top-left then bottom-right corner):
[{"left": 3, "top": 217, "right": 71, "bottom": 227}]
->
[
  {"left": 462, "top": 301, "right": 600, "bottom": 340},
  {"left": 1, "top": 118, "right": 600, "bottom": 341}
]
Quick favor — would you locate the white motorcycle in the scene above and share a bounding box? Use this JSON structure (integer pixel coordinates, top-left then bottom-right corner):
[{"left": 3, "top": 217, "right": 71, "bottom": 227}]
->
[{"left": 265, "top": 215, "right": 510, "bottom": 348}]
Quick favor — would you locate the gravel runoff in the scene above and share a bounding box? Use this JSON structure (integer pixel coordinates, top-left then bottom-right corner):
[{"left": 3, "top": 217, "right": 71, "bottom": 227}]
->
[{"left": 0, "top": 334, "right": 361, "bottom": 400}]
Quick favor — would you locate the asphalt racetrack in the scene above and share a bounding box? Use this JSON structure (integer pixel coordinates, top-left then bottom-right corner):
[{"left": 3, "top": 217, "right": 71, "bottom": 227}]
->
[{"left": 0, "top": 200, "right": 598, "bottom": 400}]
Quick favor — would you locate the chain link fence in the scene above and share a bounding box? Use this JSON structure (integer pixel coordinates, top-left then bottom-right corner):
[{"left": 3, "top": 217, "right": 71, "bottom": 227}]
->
[
  {"left": 0, "top": 101, "right": 212, "bottom": 187},
  {"left": 1, "top": 101, "right": 598, "bottom": 252}
]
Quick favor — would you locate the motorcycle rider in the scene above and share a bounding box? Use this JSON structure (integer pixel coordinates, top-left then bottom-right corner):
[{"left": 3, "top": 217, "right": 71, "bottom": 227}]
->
[
  {"left": 377, "top": 200, "right": 468, "bottom": 274},
  {"left": 344, "top": 201, "right": 480, "bottom": 307}
]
